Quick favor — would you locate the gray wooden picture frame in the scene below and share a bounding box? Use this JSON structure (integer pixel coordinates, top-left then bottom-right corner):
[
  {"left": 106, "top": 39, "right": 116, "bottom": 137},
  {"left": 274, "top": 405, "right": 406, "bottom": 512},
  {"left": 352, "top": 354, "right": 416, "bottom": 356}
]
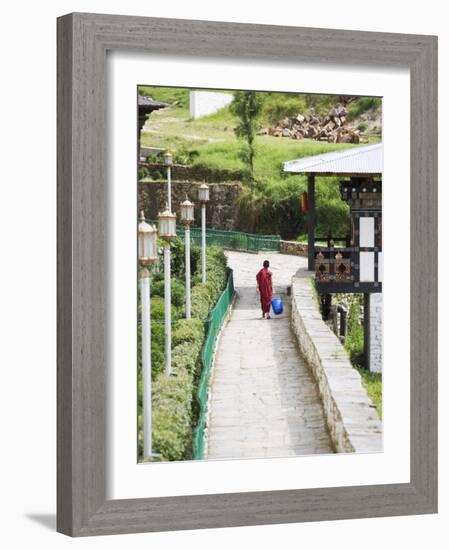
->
[{"left": 57, "top": 12, "right": 438, "bottom": 537}]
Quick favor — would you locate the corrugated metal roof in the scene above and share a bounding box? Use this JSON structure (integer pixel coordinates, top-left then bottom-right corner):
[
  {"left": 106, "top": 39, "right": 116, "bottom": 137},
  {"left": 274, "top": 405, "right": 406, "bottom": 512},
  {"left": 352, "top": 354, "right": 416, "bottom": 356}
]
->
[{"left": 283, "top": 143, "right": 383, "bottom": 175}]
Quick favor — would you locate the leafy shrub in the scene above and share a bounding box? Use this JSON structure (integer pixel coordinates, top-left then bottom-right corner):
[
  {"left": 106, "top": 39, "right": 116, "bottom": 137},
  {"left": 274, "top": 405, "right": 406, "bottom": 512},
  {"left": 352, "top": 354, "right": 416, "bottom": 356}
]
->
[
  {"left": 145, "top": 153, "right": 163, "bottom": 163},
  {"left": 169, "top": 237, "right": 201, "bottom": 280},
  {"left": 150, "top": 279, "right": 165, "bottom": 298},
  {"left": 316, "top": 199, "right": 350, "bottom": 238},
  {"left": 150, "top": 169, "right": 164, "bottom": 180},
  {"left": 348, "top": 97, "right": 382, "bottom": 120},
  {"left": 138, "top": 167, "right": 150, "bottom": 180},
  {"left": 172, "top": 341, "right": 202, "bottom": 374},
  {"left": 170, "top": 279, "right": 186, "bottom": 308},
  {"left": 356, "top": 366, "right": 382, "bottom": 418},
  {"left": 315, "top": 177, "right": 350, "bottom": 238},
  {"left": 190, "top": 284, "right": 213, "bottom": 320},
  {"left": 151, "top": 278, "right": 185, "bottom": 308},
  {"left": 189, "top": 163, "right": 249, "bottom": 183},
  {"left": 262, "top": 95, "right": 307, "bottom": 125},
  {"left": 150, "top": 296, "right": 179, "bottom": 321},
  {"left": 150, "top": 323, "right": 165, "bottom": 379},
  {"left": 235, "top": 178, "right": 307, "bottom": 239},
  {"left": 346, "top": 323, "right": 364, "bottom": 366},
  {"left": 138, "top": 243, "right": 229, "bottom": 462},
  {"left": 172, "top": 319, "right": 204, "bottom": 346},
  {"left": 152, "top": 370, "right": 194, "bottom": 461},
  {"left": 333, "top": 293, "right": 365, "bottom": 367},
  {"left": 173, "top": 146, "right": 199, "bottom": 165}
]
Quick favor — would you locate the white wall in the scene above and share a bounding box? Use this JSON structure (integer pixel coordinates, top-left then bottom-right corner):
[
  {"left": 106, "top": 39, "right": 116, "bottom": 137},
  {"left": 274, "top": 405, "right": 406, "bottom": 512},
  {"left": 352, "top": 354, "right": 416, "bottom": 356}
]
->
[
  {"left": 190, "top": 90, "right": 233, "bottom": 119},
  {"left": 370, "top": 293, "right": 383, "bottom": 373},
  {"left": 0, "top": 1, "right": 446, "bottom": 549}
]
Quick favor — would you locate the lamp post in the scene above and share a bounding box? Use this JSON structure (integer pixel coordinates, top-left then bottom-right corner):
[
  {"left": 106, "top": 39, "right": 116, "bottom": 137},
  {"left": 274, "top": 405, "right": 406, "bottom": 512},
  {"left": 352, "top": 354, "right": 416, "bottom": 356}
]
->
[
  {"left": 198, "top": 183, "right": 210, "bottom": 284},
  {"left": 138, "top": 211, "right": 158, "bottom": 458},
  {"left": 164, "top": 150, "right": 173, "bottom": 211},
  {"left": 158, "top": 205, "right": 177, "bottom": 376},
  {"left": 180, "top": 196, "right": 195, "bottom": 319}
]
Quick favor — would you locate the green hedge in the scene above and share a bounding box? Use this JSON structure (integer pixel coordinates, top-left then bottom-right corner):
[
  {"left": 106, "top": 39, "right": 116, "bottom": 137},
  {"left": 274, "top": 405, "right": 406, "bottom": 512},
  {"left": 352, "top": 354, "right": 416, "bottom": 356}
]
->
[
  {"left": 138, "top": 245, "right": 228, "bottom": 462},
  {"left": 151, "top": 278, "right": 186, "bottom": 309},
  {"left": 191, "top": 246, "right": 227, "bottom": 320},
  {"left": 152, "top": 370, "right": 194, "bottom": 461}
]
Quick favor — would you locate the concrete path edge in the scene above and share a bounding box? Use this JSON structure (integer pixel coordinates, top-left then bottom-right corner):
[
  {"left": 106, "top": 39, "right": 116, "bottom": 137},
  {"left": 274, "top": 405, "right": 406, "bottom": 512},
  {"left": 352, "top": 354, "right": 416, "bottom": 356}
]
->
[{"left": 291, "top": 268, "right": 383, "bottom": 453}]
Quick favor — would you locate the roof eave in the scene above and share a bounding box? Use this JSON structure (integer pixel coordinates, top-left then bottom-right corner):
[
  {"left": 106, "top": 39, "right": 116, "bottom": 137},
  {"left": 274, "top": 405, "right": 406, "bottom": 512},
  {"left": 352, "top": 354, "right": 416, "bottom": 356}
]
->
[{"left": 300, "top": 171, "right": 382, "bottom": 177}]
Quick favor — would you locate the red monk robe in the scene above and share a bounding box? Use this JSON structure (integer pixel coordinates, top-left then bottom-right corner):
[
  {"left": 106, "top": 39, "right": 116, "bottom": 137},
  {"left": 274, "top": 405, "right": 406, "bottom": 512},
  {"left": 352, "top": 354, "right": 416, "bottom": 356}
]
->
[{"left": 256, "top": 266, "right": 273, "bottom": 318}]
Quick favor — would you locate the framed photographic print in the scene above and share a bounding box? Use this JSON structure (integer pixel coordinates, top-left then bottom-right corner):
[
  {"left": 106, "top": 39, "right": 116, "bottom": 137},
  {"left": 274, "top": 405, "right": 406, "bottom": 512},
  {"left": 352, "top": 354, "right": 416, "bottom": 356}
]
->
[{"left": 57, "top": 13, "right": 437, "bottom": 536}]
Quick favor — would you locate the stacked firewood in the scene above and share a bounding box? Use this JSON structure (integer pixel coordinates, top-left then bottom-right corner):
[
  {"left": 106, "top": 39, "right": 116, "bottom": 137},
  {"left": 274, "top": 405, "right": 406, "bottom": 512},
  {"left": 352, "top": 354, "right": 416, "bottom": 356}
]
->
[{"left": 263, "top": 104, "right": 361, "bottom": 144}]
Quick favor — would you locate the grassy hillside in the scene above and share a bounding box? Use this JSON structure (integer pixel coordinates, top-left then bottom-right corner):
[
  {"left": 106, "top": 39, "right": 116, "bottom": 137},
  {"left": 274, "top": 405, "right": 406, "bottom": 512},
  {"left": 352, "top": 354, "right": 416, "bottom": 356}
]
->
[
  {"left": 138, "top": 86, "right": 381, "bottom": 238},
  {"left": 139, "top": 87, "right": 382, "bottom": 133},
  {"left": 139, "top": 90, "right": 361, "bottom": 186}
]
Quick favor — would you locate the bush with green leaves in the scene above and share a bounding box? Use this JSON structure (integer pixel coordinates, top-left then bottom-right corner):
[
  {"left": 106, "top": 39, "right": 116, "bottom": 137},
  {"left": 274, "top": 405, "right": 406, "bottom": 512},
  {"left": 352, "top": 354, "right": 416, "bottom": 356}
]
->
[
  {"left": 168, "top": 237, "right": 201, "bottom": 281},
  {"left": 332, "top": 293, "right": 365, "bottom": 367},
  {"left": 191, "top": 246, "right": 228, "bottom": 319},
  {"left": 172, "top": 318, "right": 204, "bottom": 346},
  {"left": 345, "top": 298, "right": 365, "bottom": 367},
  {"left": 151, "top": 370, "right": 194, "bottom": 461},
  {"left": 190, "top": 285, "right": 212, "bottom": 320},
  {"left": 138, "top": 245, "right": 229, "bottom": 462},
  {"left": 150, "top": 296, "right": 179, "bottom": 321},
  {"left": 151, "top": 278, "right": 186, "bottom": 309},
  {"left": 149, "top": 323, "right": 165, "bottom": 379},
  {"left": 172, "top": 341, "right": 202, "bottom": 374},
  {"left": 138, "top": 167, "right": 149, "bottom": 180},
  {"left": 348, "top": 97, "right": 382, "bottom": 120}
]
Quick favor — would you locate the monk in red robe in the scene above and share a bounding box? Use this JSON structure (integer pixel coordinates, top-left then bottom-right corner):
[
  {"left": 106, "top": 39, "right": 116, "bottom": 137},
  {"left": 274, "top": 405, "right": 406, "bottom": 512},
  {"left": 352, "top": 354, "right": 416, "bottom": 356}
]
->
[{"left": 256, "top": 260, "right": 274, "bottom": 319}]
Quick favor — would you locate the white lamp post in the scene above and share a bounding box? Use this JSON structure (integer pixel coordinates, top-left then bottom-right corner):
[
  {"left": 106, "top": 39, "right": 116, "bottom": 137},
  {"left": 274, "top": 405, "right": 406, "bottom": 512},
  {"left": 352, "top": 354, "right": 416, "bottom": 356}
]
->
[
  {"left": 180, "top": 196, "right": 195, "bottom": 319},
  {"left": 158, "top": 205, "right": 177, "bottom": 376},
  {"left": 164, "top": 150, "right": 173, "bottom": 211},
  {"left": 198, "top": 183, "right": 210, "bottom": 284},
  {"left": 138, "top": 211, "right": 158, "bottom": 459}
]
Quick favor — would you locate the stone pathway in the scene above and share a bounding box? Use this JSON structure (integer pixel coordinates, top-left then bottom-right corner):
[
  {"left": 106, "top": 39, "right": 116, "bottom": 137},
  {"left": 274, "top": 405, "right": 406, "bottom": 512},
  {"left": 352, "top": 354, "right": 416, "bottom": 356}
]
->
[{"left": 206, "top": 251, "right": 334, "bottom": 460}]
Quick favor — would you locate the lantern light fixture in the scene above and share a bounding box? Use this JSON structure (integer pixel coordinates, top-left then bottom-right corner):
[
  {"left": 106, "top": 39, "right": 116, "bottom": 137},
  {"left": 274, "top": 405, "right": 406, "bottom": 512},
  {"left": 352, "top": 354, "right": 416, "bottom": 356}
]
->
[
  {"left": 180, "top": 196, "right": 195, "bottom": 225},
  {"left": 164, "top": 150, "right": 173, "bottom": 166},
  {"left": 198, "top": 182, "right": 210, "bottom": 203},
  {"left": 138, "top": 211, "right": 158, "bottom": 266},
  {"left": 157, "top": 205, "right": 177, "bottom": 241}
]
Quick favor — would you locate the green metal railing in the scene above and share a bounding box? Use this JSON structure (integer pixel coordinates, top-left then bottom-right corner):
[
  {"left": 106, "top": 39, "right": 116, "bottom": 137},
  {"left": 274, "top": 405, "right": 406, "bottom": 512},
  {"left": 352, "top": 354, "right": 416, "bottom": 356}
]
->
[
  {"left": 148, "top": 220, "right": 280, "bottom": 252},
  {"left": 176, "top": 226, "right": 280, "bottom": 252},
  {"left": 193, "top": 268, "right": 235, "bottom": 460}
]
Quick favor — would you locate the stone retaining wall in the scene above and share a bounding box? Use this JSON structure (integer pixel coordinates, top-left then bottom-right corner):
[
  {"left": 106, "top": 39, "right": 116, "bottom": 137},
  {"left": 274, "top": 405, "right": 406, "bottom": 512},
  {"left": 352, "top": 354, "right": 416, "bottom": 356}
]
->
[
  {"left": 291, "top": 268, "right": 382, "bottom": 453},
  {"left": 280, "top": 240, "right": 308, "bottom": 257},
  {"left": 139, "top": 181, "right": 242, "bottom": 230},
  {"left": 139, "top": 162, "right": 247, "bottom": 183}
]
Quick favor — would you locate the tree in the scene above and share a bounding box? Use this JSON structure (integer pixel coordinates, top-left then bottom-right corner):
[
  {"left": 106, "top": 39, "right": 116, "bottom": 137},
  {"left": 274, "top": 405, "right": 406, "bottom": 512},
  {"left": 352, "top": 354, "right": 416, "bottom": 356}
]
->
[
  {"left": 230, "top": 91, "right": 264, "bottom": 198},
  {"left": 230, "top": 92, "right": 264, "bottom": 233}
]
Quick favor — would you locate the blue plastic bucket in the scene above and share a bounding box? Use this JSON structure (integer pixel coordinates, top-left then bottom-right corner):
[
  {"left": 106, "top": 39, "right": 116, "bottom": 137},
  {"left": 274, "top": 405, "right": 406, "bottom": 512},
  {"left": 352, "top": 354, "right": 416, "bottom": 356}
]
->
[{"left": 271, "top": 297, "right": 283, "bottom": 315}]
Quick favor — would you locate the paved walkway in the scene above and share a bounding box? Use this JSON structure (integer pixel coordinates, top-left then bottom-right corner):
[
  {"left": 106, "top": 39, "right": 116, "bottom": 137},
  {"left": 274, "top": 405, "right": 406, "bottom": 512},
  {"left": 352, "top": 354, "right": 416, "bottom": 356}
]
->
[{"left": 206, "top": 251, "right": 334, "bottom": 460}]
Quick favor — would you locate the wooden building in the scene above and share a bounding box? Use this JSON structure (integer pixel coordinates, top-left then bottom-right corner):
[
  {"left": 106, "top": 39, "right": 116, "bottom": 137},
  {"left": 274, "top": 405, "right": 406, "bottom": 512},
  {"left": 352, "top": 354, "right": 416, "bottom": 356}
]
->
[{"left": 284, "top": 144, "right": 383, "bottom": 371}]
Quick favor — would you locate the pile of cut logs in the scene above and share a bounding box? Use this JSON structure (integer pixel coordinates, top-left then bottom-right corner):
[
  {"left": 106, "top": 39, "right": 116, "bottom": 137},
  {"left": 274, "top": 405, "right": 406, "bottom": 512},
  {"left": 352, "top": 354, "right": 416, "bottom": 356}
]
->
[{"left": 263, "top": 104, "right": 361, "bottom": 144}]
